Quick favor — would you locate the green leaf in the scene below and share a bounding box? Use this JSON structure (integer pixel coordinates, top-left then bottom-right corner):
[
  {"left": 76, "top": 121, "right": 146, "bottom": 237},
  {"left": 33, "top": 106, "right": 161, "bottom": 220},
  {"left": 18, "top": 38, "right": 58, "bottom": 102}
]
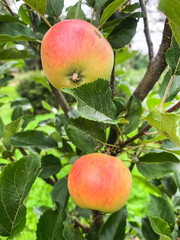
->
[
  {"left": 36, "top": 178, "right": 69, "bottom": 240},
  {"left": 11, "top": 98, "right": 33, "bottom": 111},
  {"left": 108, "top": 18, "right": 138, "bottom": 49},
  {"left": 115, "top": 47, "right": 138, "bottom": 64},
  {"left": 100, "top": 206, "right": 127, "bottom": 240},
  {"left": 166, "top": 37, "right": 180, "bottom": 75},
  {"left": 162, "top": 174, "right": 177, "bottom": 195},
  {"left": 62, "top": 79, "right": 117, "bottom": 124},
  {"left": 67, "top": 1, "right": 86, "bottom": 20},
  {"left": 99, "top": 0, "right": 127, "bottom": 27},
  {"left": 23, "top": 0, "right": 46, "bottom": 16},
  {"left": 87, "top": 0, "right": 109, "bottom": 10},
  {"left": 96, "top": 0, "right": 109, "bottom": 10},
  {"left": 86, "top": 0, "right": 95, "bottom": 8},
  {"left": 36, "top": 209, "right": 66, "bottom": 240},
  {"left": 117, "top": 82, "right": 133, "bottom": 96},
  {"left": 144, "top": 106, "right": 180, "bottom": 147},
  {"left": 63, "top": 223, "right": 85, "bottom": 240},
  {"left": 45, "top": 0, "right": 64, "bottom": 17},
  {"left": 2, "top": 117, "right": 24, "bottom": 149},
  {"left": 65, "top": 117, "right": 106, "bottom": 153},
  {"left": 0, "top": 15, "right": 23, "bottom": 23},
  {"left": 2, "top": 150, "right": 14, "bottom": 160},
  {"left": 55, "top": 114, "right": 68, "bottom": 135},
  {"left": 133, "top": 175, "right": 161, "bottom": 195},
  {"left": 0, "top": 75, "right": 14, "bottom": 87},
  {"left": 159, "top": 70, "right": 180, "bottom": 102},
  {"left": 0, "top": 153, "right": 41, "bottom": 238},
  {"left": 11, "top": 106, "right": 23, "bottom": 121},
  {"left": 0, "top": 116, "right": 4, "bottom": 138},
  {"left": 41, "top": 100, "right": 55, "bottom": 113},
  {"left": 18, "top": 4, "right": 32, "bottom": 25},
  {"left": 22, "top": 114, "right": 35, "bottom": 129},
  {"left": 0, "top": 47, "right": 36, "bottom": 60},
  {"left": 51, "top": 178, "right": 69, "bottom": 211},
  {"left": 142, "top": 218, "right": 159, "bottom": 240},
  {"left": 31, "top": 72, "right": 51, "bottom": 91},
  {"left": 123, "top": 3, "right": 140, "bottom": 12},
  {"left": 137, "top": 152, "right": 180, "bottom": 179},
  {"left": 0, "top": 21, "right": 36, "bottom": 43},
  {"left": 149, "top": 216, "right": 172, "bottom": 240},
  {"left": 158, "top": 0, "right": 180, "bottom": 46},
  {"left": 0, "top": 61, "right": 19, "bottom": 77},
  {"left": 39, "top": 154, "right": 61, "bottom": 179},
  {"left": 148, "top": 195, "right": 175, "bottom": 228},
  {"left": 122, "top": 96, "right": 142, "bottom": 134},
  {"left": 10, "top": 130, "right": 58, "bottom": 149}
]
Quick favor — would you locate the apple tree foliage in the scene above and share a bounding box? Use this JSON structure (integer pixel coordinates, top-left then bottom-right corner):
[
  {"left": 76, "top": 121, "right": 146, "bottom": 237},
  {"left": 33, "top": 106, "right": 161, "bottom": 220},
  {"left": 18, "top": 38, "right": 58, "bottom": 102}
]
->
[{"left": 0, "top": 0, "right": 180, "bottom": 239}]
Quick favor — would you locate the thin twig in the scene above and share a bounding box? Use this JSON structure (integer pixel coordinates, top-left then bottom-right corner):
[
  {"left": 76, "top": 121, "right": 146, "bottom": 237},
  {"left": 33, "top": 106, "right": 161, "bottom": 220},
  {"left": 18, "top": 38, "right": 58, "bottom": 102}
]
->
[
  {"left": 72, "top": 219, "right": 90, "bottom": 233},
  {"left": 50, "top": 84, "right": 69, "bottom": 117},
  {"left": 159, "top": 74, "right": 175, "bottom": 110},
  {"left": 166, "top": 100, "right": 180, "bottom": 113},
  {"left": 91, "top": 3, "right": 96, "bottom": 24},
  {"left": 10, "top": 157, "right": 15, "bottom": 162},
  {"left": 18, "top": 147, "right": 28, "bottom": 156},
  {"left": 139, "top": 0, "right": 154, "bottom": 60},
  {"left": 53, "top": 175, "right": 58, "bottom": 182},
  {"left": 160, "top": 57, "right": 180, "bottom": 110},
  {"left": 122, "top": 124, "right": 151, "bottom": 147},
  {"left": 129, "top": 162, "right": 135, "bottom": 172},
  {"left": 44, "top": 178, "right": 55, "bottom": 186},
  {"left": 121, "top": 100, "right": 180, "bottom": 148},
  {"left": 1, "top": 0, "right": 15, "bottom": 16}
]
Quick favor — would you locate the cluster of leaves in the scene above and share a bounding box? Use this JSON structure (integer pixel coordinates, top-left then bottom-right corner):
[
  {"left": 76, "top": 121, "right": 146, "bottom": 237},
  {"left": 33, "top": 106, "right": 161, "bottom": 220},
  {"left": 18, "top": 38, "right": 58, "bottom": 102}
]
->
[{"left": 0, "top": 0, "right": 180, "bottom": 240}]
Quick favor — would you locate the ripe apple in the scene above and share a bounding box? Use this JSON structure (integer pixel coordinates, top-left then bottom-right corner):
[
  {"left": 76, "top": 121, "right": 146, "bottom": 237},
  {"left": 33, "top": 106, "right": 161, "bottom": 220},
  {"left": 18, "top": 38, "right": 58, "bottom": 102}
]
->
[
  {"left": 41, "top": 19, "right": 114, "bottom": 89},
  {"left": 68, "top": 153, "right": 132, "bottom": 213}
]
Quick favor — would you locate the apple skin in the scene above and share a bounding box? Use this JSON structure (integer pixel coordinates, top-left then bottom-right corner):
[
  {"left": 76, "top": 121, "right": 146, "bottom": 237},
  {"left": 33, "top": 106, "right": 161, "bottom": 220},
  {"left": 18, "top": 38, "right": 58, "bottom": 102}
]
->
[
  {"left": 68, "top": 153, "right": 132, "bottom": 213},
  {"left": 41, "top": 19, "right": 114, "bottom": 89}
]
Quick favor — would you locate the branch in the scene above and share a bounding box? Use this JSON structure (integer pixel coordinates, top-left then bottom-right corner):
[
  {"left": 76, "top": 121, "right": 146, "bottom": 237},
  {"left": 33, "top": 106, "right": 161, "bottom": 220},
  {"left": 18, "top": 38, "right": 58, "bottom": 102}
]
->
[
  {"left": 166, "top": 100, "right": 180, "bottom": 113},
  {"left": 1, "top": 0, "right": 15, "bottom": 16},
  {"left": 139, "top": 0, "right": 154, "bottom": 60},
  {"left": 44, "top": 178, "right": 55, "bottom": 186},
  {"left": 92, "top": 210, "right": 104, "bottom": 227},
  {"left": 72, "top": 219, "right": 90, "bottom": 233},
  {"left": 110, "top": 51, "right": 116, "bottom": 96},
  {"left": 133, "top": 18, "right": 172, "bottom": 101},
  {"left": 18, "top": 147, "right": 28, "bottom": 156},
  {"left": 50, "top": 84, "right": 69, "bottom": 117}
]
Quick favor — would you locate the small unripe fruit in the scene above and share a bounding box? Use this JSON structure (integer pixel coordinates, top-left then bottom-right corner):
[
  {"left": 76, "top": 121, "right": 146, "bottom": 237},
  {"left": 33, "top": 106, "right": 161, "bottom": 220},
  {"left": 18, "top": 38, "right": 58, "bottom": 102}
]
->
[
  {"left": 68, "top": 153, "right": 132, "bottom": 213},
  {"left": 41, "top": 19, "right": 114, "bottom": 89}
]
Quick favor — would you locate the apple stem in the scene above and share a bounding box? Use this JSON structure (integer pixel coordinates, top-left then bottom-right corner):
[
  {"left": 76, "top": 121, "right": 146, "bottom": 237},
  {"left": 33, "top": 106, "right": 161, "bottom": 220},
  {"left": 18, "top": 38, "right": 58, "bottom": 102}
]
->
[{"left": 92, "top": 210, "right": 104, "bottom": 227}]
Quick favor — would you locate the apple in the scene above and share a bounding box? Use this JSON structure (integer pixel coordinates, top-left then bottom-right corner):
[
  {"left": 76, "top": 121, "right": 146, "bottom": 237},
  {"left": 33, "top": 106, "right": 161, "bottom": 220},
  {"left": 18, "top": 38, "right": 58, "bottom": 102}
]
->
[
  {"left": 41, "top": 19, "right": 114, "bottom": 89},
  {"left": 68, "top": 153, "right": 132, "bottom": 213}
]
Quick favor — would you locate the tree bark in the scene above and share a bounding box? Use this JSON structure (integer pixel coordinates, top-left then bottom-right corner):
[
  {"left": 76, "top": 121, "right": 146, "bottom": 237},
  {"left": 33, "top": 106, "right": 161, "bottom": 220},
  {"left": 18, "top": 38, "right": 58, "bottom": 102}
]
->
[{"left": 133, "top": 18, "right": 172, "bottom": 101}]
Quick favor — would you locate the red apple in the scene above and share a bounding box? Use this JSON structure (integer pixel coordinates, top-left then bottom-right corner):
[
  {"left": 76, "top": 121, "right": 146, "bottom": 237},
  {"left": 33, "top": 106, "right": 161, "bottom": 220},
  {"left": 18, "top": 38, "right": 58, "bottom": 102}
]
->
[
  {"left": 68, "top": 153, "right": 132, "bottom": 213},
  {"left": 41, "top": 19, "right": 114, "bottom": 89}
]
